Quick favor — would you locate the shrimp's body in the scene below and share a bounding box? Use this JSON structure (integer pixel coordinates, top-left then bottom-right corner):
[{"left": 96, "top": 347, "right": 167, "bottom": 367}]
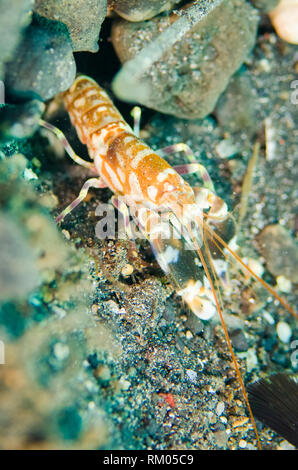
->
[
  {"left": 63, "top": 76, "right": 220, "bottom": 319},
  {"left": 64, "top": 76, "right": 194, "bottom": 209},
  {"left": 41, "top": 75, "right": 297, "bottom": 450}
]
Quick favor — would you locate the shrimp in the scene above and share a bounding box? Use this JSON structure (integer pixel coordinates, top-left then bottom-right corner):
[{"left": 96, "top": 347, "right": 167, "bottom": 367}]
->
[{"left": 40, "top": 75, "right": 297, "bottom": 449}]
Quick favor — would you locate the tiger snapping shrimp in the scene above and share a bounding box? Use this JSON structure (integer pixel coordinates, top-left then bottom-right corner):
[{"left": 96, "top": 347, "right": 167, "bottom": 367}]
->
[{"left": 40, "top": 75, "right": 297, "bottom": 449}]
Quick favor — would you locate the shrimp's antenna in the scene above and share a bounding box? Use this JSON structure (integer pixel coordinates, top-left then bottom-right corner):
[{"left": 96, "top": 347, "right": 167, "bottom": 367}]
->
[
  {"left": 189, "top": 220, "right": 262, "bottom": 450},
  {"left": 203, "top": 223, "right": 297, "bottom": 319}
]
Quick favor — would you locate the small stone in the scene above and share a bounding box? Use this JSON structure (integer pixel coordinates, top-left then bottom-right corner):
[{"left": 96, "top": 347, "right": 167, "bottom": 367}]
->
[
  {"left": 230, "top": 329, "right": 249, "bottom": 352},
  {"left": 232, "top": 416, "right": 249, "bottom": 428},
  {"left": 113, "top": 0, "right": 179, "bottom": 22},
  {"left": 257, "top": 224, "right": 298, "bottom": 283},
  {"left": 269, "top": 0, "right": 298, "bottom": 45},
  {"left": 53, "top": 342, "right": 69, "bottom": 360},
  {"left": 5, "top": 22, "right": 76, "bottom": 101},
  {"left": 239, "top": 439, "right": 247, "bottom": 448},
  {"left": 276, "top": 275, "right": 292, "bottom": 293},
  {"left": 215, "top": 138, "right": 239, "bottom": 159},
  {"left": 278, "top": 440, "right": 296, "bottom": 450},
  {"left": 213, "top": 429, "right": 228, "bottom": 447},
  {"left": 215, "top": 401, "right": 225, "bottom": 416},
  {"left": 185, "top": 330, "right": 194, "bottom": 340},
  {"left": 121, "top": 264, "right": 134, "bottom": 277},
  {"left": 245, "top": 348, "right": 258, "bottom": 372},
  {"left": 119, "top": 378, "right": 131, "bottom": 390},
  {"left": 95, "top": 365, "right": 111, "bottom": 383},
  {"left": 185, "top": 369, "right": 197, "bottom": 384},
  {"left": 215, "top": 70, "right": 258, "bottom": 135},
  {"left": 247, "top": 258, "right": 264, "bottom": 279},
  {"left": 263, "top": 311, "right": 275, "bottom": 325},
  {"left": 276, "top": 321, "right": 292, "bottom": 344},
  {"left": 0, "top": 100, "right": 45, "bottom": 140}
]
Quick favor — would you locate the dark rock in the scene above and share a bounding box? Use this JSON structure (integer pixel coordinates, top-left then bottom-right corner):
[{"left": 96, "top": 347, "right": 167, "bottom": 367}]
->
[{"left": 5, "top": 22, "right": 76, "bottom": 101}]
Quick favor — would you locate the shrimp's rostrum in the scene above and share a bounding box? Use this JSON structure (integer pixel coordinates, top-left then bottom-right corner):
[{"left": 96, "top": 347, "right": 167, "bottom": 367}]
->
[{"left": 45, "top": 75, "right": 297, "bottom": 449}]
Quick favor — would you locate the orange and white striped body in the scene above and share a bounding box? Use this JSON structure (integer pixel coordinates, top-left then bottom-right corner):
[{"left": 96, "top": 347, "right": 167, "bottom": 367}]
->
[
  {"left": 64, "top": 76, "right": 195, "bottom": 210},
  {"left": 62, "top": 75, "right": 225, "bottom": 321}
]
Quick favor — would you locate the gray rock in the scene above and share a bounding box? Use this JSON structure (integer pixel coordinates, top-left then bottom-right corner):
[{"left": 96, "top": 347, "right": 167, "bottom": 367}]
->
[
  {"left": 5, "top": 22, "right": 76, "bottom": 101},
  {"left": 0, "top": 0, "right": 34, "bottom": 80},
  {"left": 250, "top": 0, "right": 279, "bottom": 13},
  {"left": 34, "top": 0, "right": 107, "bottom": 52},
  {"left": 215, "top": 70, "right": 259, "bottom": 135},
  {"left": 257, "top": 225, "right": 298, "bottom": 283},
  {"left": 0, "top": 100, "right": 45, "bottom": 140},
  {"left": 111, "top": 0, "right": 259, "bottom": 119},
  {"left": 0, "top": 214, "right": 40, "bottom": 300}
]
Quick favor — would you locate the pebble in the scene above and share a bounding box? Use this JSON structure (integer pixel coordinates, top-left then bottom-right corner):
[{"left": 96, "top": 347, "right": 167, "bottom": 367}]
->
[
  {"left": 185, "top": 369, "right": 197, "bottom": 384},
  {"left": 245, "top": 348, "right": 258, "bottom": 372},
  {"left": 215, "top": 71, "right": 259, "bottom": 135},
  {"left": 247, "top": 258, "right": 264, "bottom": 279},
  {"left": 215, "top": 138, "right": 239, "bottom": 159},
  {"left": 263, "top": 310, "right": 275, "bottom": 325},
  {"left": 113, "top": 0, "right": 179, "bottom": 22},
  {"left": 276, "top": 275, "right": 292, "bottom": 293},
  {"left": 112, "top": 0, "right": 259, "bottom": 119},
  {"left": 5, "top": 22, "right": 76, "bottom": 101},
  {"left": 215, "top": 401, "right": 225, "bottom": 416},
  {"left": 53, "top": 342, "right": 69, "bottom": 360},
  {"left": 269, "top": 0, "right": 298, "bottom": 45},
  {"left": 276, "top": 321, "right": 292, "bottom": 343},
  {"left": 239, "top": 439, "right": 247, "bottom": 449},
  {"left": 0, "top": 100, "right": 45, "bottom": 140},
  {"left": 213, "top": 429, "right": 228, "bottom": 447},
  {"left": 257, "top": 224, "right": 298, "bottom": 283},
  {"left": 34, "top": 0, "right": 107, "bottom": 52},
  {"left": 230, "top": 329, "right": 249, "bottom": 352}
]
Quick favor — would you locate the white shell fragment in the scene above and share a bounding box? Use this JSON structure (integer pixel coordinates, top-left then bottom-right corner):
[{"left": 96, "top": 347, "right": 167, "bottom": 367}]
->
[{"left": 276, "top": 321, "right": 292, "bottom": 343}]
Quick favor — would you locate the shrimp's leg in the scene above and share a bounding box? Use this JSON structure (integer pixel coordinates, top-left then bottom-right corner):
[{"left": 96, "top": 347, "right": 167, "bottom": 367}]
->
[
  {"left": 157, "top": 143, "right": 215, "bottom": 192},
  {"left": 111, "top": 196, "right": 135, "bottom": 240},
  {"left": 56, "top": 177, "right": 107, "bottom": 224},
  {"left": 39, "top": 119, "right": 96, "bottom": 171},
  {"left": 130, "top": 107, "right": 142, "bottom": 138}
]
